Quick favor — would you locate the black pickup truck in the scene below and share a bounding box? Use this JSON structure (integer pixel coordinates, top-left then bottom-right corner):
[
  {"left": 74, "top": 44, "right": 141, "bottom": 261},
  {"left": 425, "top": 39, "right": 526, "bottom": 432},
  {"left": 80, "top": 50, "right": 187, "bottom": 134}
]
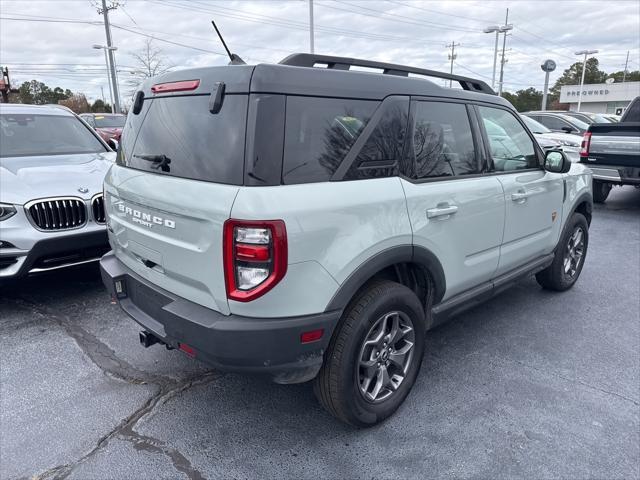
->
[{"left": 579, "top": 96, "right": 640, "bottom": 203}]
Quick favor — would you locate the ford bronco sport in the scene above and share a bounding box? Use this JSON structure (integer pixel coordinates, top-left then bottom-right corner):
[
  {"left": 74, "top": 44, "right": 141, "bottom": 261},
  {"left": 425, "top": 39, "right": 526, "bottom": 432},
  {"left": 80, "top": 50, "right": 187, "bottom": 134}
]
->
[{"left": 101, "top": 54, "right": 593, "bottom": 426}]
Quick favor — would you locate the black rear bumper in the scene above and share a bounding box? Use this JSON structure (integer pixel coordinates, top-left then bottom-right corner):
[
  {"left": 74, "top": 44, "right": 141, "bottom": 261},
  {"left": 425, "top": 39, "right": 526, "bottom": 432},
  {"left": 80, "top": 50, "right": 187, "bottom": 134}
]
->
[{"left": 100, "top": 252, "right": 340, "bottom": 384}]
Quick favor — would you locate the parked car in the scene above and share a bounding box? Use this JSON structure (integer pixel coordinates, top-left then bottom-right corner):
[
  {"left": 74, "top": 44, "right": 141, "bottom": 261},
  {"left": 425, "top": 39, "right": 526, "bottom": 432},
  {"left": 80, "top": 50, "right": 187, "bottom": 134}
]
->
[
  {"left": 522, "top": 112, "right": 590, "bottom": 135},
  {"left": 527, "top": 110, "right": 613, "bottom": 125},
  {"left": 0, "top": 104, "right": 113, "bottom": 280},
  {"left": 521, "top": 115, "right": 581, "bottom": 162},
  {"left": 100, "top": 54, "right": 593, "bottom": 426},
  {"left": 579, "top": 96, "right": 640, "bottom": 203},
  {"left": 603, "top": 114, "right": 621, "bottom": 123},
  {"left": 79, "top": 113, "right": 126, "bottom": 149}
]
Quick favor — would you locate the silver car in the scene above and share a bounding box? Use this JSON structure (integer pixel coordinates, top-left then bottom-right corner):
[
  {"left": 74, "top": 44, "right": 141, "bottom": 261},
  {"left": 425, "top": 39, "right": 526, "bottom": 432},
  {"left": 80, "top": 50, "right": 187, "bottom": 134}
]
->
[{"left": 0, "top": 104, "right": 114, "bottom": 280}]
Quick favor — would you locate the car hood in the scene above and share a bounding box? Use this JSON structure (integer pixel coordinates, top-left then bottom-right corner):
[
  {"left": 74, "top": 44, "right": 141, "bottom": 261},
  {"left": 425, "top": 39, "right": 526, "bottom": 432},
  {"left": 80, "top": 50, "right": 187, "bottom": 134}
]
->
[
  {"left": 0, "top": 152, "right": 116, "bottom": 205},
  {"left": 536, "top": 132, "right": 582, "bottom": 146}
]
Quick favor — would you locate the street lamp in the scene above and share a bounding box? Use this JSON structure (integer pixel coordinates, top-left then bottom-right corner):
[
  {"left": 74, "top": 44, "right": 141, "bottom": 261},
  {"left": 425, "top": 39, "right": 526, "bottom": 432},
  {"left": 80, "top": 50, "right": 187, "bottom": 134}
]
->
[
  {"left": 93, "top": 44, "right": 120, "bottom": 113},
  {"left": 484, "top": 23, "right": 513, "bottom": 93},
  {"left": 574, "top": 49, "right": 598, "bottom": 112}
]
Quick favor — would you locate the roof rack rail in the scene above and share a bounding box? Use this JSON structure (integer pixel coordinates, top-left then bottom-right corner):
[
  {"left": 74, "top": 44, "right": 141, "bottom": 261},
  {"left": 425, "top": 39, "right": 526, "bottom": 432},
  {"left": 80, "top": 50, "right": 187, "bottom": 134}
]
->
[{"left": 279, "top": 53, "right": 495, "bottom": 95}]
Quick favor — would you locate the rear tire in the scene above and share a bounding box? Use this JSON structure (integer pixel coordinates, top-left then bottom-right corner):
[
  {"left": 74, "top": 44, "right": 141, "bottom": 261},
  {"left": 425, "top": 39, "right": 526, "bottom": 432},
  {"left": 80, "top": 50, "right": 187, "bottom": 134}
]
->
[
  {"left": 593, "top": 180, "right": 611, "bottom": 203},
  {"left": 314, "top": 281, "right": 426, "bottom": 427},
  {"left": 536, "top": 213, "right": 589, "bottom": 291}
]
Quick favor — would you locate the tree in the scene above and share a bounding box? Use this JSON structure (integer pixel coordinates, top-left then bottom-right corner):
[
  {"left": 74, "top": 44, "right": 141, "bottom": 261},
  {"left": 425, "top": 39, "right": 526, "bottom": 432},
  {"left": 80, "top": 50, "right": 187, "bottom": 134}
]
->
[
  {"left": 502, "top": 87, "right": 544, "bottom": 112},
  {"left": 59, "top": 93, "right": 91, "bottom": 113},
  {"left": 12, "top": 80, "right": 72, "bottom": 104},
  {"left": 548, "top": 58, "right": 608, "bottom": 105},
  {"left": 91, "top": 99, "right": 112, "bottom": 113},
  {"left": 607, "top": 70, "right": 640, "bottom": 83},
  {"left": 127, "top": 38, "right": 172, "bottom": 96}
]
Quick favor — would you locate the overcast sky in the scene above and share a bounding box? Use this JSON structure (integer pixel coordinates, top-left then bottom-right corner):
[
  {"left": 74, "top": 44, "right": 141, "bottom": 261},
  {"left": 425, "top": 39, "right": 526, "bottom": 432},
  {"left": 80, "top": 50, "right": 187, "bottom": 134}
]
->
[{"left": 1, "top": 0, "right": 639, "bottom": 104}]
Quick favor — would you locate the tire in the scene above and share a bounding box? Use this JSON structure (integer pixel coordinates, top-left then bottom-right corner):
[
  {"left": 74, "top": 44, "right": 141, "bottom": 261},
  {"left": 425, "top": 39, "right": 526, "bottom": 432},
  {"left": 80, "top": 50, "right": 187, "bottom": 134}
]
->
[
  {"left": 593, "top": 180, "right": 611, "bottom": 204},
  {"left": 536, "top": 212, "right": 589, "bottom": 291},
  {"left": 314, "top": 280, "right": 426, "bottom": 427}
]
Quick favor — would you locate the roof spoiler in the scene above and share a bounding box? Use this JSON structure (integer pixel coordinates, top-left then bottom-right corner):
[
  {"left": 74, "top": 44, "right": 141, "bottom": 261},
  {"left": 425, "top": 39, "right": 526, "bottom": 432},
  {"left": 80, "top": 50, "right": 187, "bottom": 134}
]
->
[{"left": 279, "top": 53, "right": 495, "bottom": 95}]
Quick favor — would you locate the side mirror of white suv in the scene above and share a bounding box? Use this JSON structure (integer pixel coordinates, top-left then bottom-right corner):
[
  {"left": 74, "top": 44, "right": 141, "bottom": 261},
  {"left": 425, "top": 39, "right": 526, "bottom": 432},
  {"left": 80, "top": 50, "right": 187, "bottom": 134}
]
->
[{"left": 544, "top": 149, "right": 571, "bottom": 174}]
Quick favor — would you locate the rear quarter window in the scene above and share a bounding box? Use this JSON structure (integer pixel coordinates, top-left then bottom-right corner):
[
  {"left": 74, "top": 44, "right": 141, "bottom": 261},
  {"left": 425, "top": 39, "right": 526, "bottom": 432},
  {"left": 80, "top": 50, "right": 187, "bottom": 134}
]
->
[{"left": 282, "top": 96, "right": 378, "bottom": 184}]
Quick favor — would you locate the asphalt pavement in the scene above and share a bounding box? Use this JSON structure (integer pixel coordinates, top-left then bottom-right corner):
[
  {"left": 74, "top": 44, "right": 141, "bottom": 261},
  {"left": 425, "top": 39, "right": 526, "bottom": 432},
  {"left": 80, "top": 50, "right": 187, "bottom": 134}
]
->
[{"left": 1, "top": 186, "right": 639, "bottom": 480}]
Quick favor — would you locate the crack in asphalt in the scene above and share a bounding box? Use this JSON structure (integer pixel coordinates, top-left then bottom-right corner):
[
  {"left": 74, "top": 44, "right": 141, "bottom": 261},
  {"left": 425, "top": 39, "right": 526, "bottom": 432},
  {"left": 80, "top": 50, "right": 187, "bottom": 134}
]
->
[
  {"left": 35, "top": 373, "right": 216, "bottom": 480},
  {"left": 11, "top": 296, "right": 214, "bottom": 480}
]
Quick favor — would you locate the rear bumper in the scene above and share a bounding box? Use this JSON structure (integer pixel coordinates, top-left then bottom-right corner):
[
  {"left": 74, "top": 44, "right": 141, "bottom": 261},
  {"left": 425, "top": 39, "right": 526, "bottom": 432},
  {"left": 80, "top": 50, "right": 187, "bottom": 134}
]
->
[
  {"left": 587, "top": 165, "right": 640, "bottom": 185},
  {"left": 100, "top": 252, "right": 340, "bottom": 384}
]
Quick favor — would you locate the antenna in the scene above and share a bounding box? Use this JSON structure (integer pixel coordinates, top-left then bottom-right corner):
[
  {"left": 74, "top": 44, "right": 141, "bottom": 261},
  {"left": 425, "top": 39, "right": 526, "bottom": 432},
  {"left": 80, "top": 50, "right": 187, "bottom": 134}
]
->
[{"left": 211, "top": 20, "right": 246, "bottom": 65}]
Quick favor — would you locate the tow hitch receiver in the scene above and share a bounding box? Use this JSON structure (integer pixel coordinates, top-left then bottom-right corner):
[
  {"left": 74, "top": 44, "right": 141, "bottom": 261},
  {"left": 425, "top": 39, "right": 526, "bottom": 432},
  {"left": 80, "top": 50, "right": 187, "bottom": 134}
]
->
[{"left": 139, "top": 330, "right": 159, "bottom": 348}]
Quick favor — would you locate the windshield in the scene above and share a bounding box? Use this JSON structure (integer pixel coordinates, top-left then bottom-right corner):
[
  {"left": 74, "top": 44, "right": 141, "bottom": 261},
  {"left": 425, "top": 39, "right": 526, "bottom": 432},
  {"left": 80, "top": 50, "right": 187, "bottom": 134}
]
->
[
  {"left": 0, "top": 113, "right": 107, "bottom": 158},
  {"left": 522, "top": 115, "right": 551, "bottom": 134},
  {"left": 94, "top": 115, "right": 126, "bottom": 128},
  {"left": 559, "top": 115, "right": 589, "bottom": 130}
]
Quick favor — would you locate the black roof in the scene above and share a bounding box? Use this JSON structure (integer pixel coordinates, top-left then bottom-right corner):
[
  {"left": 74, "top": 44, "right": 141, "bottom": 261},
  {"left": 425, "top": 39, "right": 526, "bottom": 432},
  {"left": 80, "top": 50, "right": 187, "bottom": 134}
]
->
[{"left": 143, "top": 53, "right": 511, "bottom": 108}]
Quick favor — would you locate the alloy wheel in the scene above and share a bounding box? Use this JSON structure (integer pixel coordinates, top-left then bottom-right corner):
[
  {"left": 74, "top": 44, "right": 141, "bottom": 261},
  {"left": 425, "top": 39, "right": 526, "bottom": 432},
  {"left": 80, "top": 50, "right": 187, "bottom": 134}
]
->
[
  {"left": 357, "top": 311, "right": 416, "bottom": 403},
  {"left": 564, "top": 226, "right": 585, "bottom": 278}
]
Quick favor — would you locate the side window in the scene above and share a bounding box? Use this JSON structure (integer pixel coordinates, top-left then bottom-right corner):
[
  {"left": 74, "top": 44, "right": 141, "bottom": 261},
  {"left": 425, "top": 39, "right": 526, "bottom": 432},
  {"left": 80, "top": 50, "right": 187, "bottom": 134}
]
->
[
  {"left": 406, "top": 101, "right": 478, "bottom": 180},
  {"left": 538, "top": 115, "right": 564, "bottom": 131},
  {"left": 344, "top": 97, "right": 409, "bottom": 180},
  {"left": 623, "top": 98, "right": 640, "bottom": 122},
  {"left": 282, "top": 97, "right": 377, "bottom": 184},
  {"left": 478, "top": 106, "right": 538, "bottom": 172}
]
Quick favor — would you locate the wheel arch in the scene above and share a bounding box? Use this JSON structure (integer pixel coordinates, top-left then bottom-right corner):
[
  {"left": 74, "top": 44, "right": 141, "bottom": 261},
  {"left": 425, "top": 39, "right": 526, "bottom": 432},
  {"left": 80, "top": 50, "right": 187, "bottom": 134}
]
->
[
  {"left": 569, "top": 192, "right": 593, "bottom": 226},
  {"left": 325, "top": 245, "right": 446, "bottom": 314}
]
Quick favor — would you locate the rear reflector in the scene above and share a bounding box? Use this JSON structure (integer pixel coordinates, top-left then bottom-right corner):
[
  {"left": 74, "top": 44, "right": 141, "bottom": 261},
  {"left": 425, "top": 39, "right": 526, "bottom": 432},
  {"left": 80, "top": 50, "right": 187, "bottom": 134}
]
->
[
  {"left": 151, "top": 79, "right": 200, "bottom": 94},
  {"left": 179, "top": 343, "right": 196, "bottom": 357},
  {"left": 301, "top": 329, "right": 324, "bottom": 344}
]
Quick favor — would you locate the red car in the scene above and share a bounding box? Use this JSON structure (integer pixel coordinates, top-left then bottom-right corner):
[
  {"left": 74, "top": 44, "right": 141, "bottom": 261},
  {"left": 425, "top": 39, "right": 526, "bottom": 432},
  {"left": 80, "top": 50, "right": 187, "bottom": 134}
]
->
[{"left": 80, "top": 113, "right": 126, "bottom": 149}]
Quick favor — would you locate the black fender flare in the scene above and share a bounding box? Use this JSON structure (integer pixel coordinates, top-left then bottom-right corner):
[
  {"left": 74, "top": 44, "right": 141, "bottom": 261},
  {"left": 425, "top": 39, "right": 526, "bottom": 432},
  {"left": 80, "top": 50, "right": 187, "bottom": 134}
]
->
[{"left": 325, "top": 245, "right": 446, "bottom": 312}]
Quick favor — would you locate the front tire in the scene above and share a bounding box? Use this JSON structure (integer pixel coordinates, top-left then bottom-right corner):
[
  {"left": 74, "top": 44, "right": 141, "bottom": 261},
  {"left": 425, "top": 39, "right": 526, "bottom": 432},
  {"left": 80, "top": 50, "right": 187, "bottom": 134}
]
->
[
  {"left": 593, "top": 180, "right": 611, "bottom": 203},
  {"left": 314, "top": 281, "right": 426, "bottom": 427},
  {"left": 536, "top": 213, "right": 589, "bottom": 291}
]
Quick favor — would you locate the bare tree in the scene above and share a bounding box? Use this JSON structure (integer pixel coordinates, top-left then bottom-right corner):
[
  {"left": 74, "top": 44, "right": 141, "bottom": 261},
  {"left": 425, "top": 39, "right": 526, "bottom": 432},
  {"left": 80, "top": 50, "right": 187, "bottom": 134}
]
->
[{"left": 126, "top": 38, "right": 171, "bottom": 96}]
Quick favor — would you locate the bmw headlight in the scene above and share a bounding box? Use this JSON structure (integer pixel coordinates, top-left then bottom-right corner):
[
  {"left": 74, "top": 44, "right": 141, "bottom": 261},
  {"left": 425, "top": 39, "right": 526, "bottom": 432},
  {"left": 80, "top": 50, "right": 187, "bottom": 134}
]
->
[{"left": 0, "top": 203, "right": 17, "bottom": 221}]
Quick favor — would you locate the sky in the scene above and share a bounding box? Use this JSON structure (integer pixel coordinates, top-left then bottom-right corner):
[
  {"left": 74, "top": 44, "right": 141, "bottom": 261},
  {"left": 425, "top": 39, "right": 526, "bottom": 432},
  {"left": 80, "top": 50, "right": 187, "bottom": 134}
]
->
[{"left": 1, "top": 0, "right": 639, "bottom": 105}]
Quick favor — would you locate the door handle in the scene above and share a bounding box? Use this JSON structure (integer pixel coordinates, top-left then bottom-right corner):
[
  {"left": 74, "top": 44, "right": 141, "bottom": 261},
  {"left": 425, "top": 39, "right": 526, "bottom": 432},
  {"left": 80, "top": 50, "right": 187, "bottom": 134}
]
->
[
  {"left": 427, "top": 204, "right": 458, "bottom": 219},
  {"left": 511, "top": 191, "right": 529, "bottom": 203}
]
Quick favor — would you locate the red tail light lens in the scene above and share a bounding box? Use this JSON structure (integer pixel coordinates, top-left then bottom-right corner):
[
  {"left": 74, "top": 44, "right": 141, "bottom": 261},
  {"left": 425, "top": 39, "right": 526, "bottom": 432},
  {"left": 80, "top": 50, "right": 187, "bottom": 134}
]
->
[
  {"left": 579, "top": 131, "right": 592, "bottom": 157},
  {"left": 151, "top": 79, "right": 200, "bottom": 94},
  {"left": 223, "top": 219, "right": 287, "bottom": 302}
]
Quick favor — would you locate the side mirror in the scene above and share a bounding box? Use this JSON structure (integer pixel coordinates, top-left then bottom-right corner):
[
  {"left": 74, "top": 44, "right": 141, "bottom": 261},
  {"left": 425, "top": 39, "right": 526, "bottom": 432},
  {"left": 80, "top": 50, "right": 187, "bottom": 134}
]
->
[
  {"left": 561, "top": 126, "right": 574, "bottom": 133},
  {"left": 544, "top": 149, "right": 571, "bottom": 173}
]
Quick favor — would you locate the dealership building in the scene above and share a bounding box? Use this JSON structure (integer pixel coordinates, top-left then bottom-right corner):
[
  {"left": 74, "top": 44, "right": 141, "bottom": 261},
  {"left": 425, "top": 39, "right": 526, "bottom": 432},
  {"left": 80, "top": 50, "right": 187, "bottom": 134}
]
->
[{"left": 559, "top": 81, "right": 640, "bottom": 114}]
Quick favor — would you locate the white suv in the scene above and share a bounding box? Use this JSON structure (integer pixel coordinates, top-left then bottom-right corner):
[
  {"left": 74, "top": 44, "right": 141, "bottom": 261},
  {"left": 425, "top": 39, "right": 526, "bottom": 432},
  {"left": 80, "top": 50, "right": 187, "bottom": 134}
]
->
[{"left": 100, "top": 54, "right": 593, "bottom": 426}]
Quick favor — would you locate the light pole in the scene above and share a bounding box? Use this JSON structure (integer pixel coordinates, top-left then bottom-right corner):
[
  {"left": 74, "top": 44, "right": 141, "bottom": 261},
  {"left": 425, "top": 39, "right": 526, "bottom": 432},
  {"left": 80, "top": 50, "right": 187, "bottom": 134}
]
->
[
  {"left": 484, "top": 22, "right": 512, "bottom": 93},
  {"left": 575, "top": 49, "right": 598, "bottom": 112},
  {"left": 309, "top": 0, "right": 315, "bottom": 54},
  {"left": 483, "top": 26, "right": 501, "bottom": 89},
  {"left": 93, "top": 44, "right": 117, "bottom": 113}
]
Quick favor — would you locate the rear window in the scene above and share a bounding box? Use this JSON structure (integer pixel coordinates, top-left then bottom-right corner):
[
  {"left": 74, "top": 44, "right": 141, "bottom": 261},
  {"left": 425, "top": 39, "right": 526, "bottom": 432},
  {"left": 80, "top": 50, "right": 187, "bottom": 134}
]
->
[
  {"left": 94, "top": 115, "right": 126, "bottom": 128},
  {"left": 282, "top": 97, "right": 377, "bottom": 184},
  {"left": 0, "top": 113, "right": 107, "bottom": 158},
  {"left": 120, "top": 94, "right": 247, "bottom": 185}
]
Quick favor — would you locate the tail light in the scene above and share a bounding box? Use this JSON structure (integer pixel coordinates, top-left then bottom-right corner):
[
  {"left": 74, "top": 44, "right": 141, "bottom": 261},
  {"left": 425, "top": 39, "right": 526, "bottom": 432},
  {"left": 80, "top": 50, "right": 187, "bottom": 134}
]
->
[
  {"left": 579, "top": 132, "right": 592, "bottom": 158},
  {"left": 223, "top": 219, "right": 287, "bottom": 302}
]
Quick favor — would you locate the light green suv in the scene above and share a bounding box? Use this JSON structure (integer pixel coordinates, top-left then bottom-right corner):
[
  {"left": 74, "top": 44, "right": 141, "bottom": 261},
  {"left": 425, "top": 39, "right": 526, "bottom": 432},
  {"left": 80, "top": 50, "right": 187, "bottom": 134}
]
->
[{"left": 101, "top": 54, "right": 593, "bottom": 426}]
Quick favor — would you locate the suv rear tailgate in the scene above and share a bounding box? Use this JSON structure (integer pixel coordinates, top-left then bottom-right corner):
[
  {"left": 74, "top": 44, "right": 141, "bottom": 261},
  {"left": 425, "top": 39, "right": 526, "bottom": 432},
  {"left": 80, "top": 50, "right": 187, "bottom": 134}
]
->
[
  {"left": 105, "top": 167, "right": 239, "bottom": 315},
  {"left": 105, "top": 66, "right": 254, "bottom": 315}
]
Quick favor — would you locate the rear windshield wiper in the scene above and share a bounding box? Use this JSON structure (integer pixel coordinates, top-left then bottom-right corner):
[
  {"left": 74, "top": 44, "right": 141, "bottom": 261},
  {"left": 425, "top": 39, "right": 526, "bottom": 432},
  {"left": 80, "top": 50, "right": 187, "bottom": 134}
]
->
[{"left": 133, "top": 154, "right": 171, "bottom": 172}]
